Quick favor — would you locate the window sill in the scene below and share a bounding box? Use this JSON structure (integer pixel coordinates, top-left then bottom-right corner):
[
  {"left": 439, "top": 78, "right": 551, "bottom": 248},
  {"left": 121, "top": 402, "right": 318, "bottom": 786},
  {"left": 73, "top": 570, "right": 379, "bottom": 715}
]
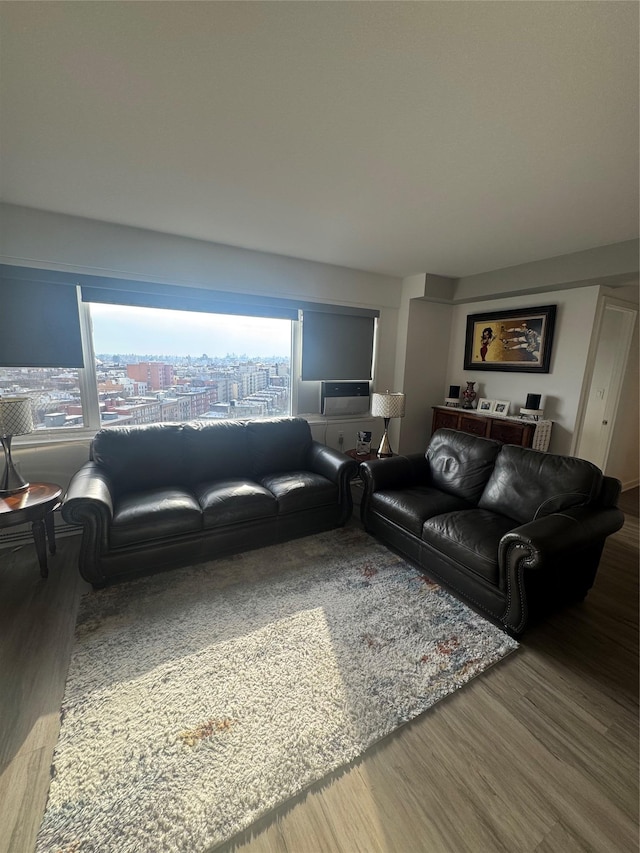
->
[{"left": 12, "top": 429, "right": 96, "bottom": 449}]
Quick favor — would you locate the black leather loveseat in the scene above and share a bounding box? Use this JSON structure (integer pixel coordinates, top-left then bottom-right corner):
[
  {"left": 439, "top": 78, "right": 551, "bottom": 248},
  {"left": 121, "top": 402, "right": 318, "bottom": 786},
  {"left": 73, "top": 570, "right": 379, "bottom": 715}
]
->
[
  {"left": 62, "top": 417, "right": 357, "bottom": 586},
  {"left": 359, "top": 428, "right": 624, "bottom": 635}
]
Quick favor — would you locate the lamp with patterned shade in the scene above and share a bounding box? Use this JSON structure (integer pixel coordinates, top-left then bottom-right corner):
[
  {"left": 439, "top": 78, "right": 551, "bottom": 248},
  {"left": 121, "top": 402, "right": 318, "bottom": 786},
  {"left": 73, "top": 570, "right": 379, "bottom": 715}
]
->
[
  {"left": 0, "top": 397, "right": 34, "bottom": 494},
  {"left": 371, "top": 391, "right": 406, "bottom": 458}
]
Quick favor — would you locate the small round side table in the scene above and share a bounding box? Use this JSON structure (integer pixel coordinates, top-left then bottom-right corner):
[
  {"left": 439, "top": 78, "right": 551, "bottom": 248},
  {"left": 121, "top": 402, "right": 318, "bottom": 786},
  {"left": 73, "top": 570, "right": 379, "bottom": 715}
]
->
[
  {"left": 0, "top": 482, "right": 63, "bottom": 578},
  {"left": 344, "top": 448, "right": 379, "bottom": 462}
]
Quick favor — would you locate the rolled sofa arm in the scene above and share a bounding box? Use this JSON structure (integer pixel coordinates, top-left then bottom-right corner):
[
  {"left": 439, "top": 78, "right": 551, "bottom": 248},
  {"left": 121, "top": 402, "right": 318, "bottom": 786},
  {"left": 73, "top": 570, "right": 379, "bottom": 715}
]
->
[
  {"left": 498, "top": 505, "right": 624, "bottom": 634},
  {"left": 499, "top": 505, "right": 625, "bottom": 567},
  {"left": 597, "top": 475, "right": 622, "bottom": 508},
  {"left": 307, "top": 442, "right": 359, "bottom": 523},
  {"left": 359, "top": 453, "right": 429, "bottom": 493},
  {"left": 307, "top": 441, "right": 358, "bottom": 483},
  {"left": 359, "top": 454, "right": 431, "bottom": 526},
  {"left": 61, "top": 462, "right": 115, "bottom": 585}
]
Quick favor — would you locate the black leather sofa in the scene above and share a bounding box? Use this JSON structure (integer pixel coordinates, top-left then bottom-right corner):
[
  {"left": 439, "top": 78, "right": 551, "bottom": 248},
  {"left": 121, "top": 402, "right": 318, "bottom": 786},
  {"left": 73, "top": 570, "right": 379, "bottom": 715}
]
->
[
  {"left": 359, "top": 428, "right": 624, "bottom": 635},
  {"left": 62, "top": 417, "right": 357, "bottom": 586}
]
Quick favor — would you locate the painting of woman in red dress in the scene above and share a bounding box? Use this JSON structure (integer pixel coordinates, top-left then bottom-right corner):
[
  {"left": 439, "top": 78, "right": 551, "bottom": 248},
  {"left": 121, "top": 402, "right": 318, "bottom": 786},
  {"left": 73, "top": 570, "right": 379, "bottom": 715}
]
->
[{"left": 479, "top": 326, "right": 496, "bottom": 361}]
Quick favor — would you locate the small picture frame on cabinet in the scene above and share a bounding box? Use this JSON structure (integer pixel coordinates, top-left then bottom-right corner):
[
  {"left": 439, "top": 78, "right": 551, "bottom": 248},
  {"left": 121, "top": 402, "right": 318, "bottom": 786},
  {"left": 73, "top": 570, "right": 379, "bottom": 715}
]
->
[
  {"left": 477, "top": 398, "right": 495, "bottom": 413},
  {"left": 493, "top": 400, "right": 510, "bottom": 416}
]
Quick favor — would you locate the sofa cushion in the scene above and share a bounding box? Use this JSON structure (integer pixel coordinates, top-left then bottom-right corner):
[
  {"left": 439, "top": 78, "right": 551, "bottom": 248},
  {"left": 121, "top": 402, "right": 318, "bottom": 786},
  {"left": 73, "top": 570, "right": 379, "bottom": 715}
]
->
[
  {"left": 422, "top": 509, "right": 518, "bottom": 586},
  {"left": 369, "top": 487, "right": 471, "bottom": 537},
  {"left": 92, "top": 423, "right": 187, "bottom": 495},
  {"left": 196, "top": 480, "right": 278, "bottom": 528},
  {"left": 478, "top": 444, "right": 603, "bottom": 525},
  {"left": 110, "top": 487, "right": 202, "bottom": 548},
  {"left": 427, "top": 429, "right": 502, "bottom": 504},
  {"left": 259, "top": 471, "right": 337, "bottom": 514},
  {"left": 247, "top": 418, "right": 313, "bottom": 477},
  {"left": 183, "top": 420, "right": 252, "bottom": 483}
]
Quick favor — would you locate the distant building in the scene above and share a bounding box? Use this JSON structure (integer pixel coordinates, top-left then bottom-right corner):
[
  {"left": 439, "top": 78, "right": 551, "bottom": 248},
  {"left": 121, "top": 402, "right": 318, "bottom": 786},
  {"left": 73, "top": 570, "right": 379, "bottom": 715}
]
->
[
  {"left": 44, "top": 412, "right": 66, "bottom": 428},
  {"left": 160, "top": 399, "right": 180, "bottom": 421},
  {"left": 176, "top": 388, "right": 216, "bottom": 418},
  {"left": 43, "top": 412, "right": 83, "bottom": 428},
  {"left": 97, "top": 379, "right": 125, "bottom": 395},
  {"left": 114, "top": 399, "right": 162, "bottom": 425},
  {"left": 127, "top": 362, "right": 174, "bottom": 391}
]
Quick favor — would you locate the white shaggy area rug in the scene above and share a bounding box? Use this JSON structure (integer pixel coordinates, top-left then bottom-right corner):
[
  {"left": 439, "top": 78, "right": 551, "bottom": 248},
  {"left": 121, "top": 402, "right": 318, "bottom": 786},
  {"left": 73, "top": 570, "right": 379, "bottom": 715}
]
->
[{"left": 37, "top": 527, "right": 518, "bottom": 853}]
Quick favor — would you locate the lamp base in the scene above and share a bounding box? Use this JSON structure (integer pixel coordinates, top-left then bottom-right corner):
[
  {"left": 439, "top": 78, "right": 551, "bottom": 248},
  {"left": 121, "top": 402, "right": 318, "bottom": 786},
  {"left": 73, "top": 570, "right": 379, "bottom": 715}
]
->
[
  {"left": 377, "top": 429, "right": 393, "bottom": 458},
  {"left": 0, "top": 484, "right": 29, "bottom": 496},
  {"left": 0, "top": 435, "right": 29, "bottom": 495}
]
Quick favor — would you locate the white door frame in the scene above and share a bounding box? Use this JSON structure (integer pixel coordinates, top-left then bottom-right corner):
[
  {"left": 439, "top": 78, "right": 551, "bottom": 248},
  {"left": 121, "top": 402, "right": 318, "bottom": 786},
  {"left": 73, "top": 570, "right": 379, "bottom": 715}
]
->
[{"left": 571, "top": 291, "right": 637, "bottom": 469}]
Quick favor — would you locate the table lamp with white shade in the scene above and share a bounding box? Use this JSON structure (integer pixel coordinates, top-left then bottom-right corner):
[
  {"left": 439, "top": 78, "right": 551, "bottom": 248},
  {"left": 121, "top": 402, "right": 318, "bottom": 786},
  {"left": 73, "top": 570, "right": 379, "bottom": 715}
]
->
[
  {"left": 0, "top": 397, "right": 34, "bottom": 494},
  {"left": 371, "top": 391, "right": 406, "bottom": 457}
]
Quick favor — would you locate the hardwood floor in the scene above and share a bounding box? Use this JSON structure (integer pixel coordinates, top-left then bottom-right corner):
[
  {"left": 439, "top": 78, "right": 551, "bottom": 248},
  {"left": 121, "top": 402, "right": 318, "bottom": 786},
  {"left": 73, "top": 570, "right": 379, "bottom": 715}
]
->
[{"left": 1, "top": 490, "right": 637, "bottom": 853}]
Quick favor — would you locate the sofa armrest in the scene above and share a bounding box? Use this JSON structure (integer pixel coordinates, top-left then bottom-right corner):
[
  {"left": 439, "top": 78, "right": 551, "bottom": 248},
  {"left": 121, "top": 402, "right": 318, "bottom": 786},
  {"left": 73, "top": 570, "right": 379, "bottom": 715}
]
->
[
  {"left": 307, "top": 442, "right": 358, "bottom": 524},
  {"left": 61, "top": 462, "right": 115, "bottom": 584},
  {"left": 62, "top": 462, "right": 115, "bottom": 524},
  {"left": 498, "top": 505, "right": 624, "bottom": 633},
  {"left": 597, "top": 475, "right": 622, "bottom": 508},
  {"left": 359, "top": 453, "right": 429, "bottom": 493},
  {"left": 307, "top": 441, "right": 358, "bottom": 483},
  {"left": 499, "top": 506, "right": 624, "bottom": 568}
]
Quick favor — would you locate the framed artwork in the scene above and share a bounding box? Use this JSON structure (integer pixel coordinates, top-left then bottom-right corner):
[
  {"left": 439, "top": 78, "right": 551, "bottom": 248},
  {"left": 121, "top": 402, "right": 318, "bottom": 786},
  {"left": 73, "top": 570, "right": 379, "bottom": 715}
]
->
[
  {"left": 477, "top": 398, "right": 495, "bottom": 413},
  {"left": 493, "top": 400, "right": 510, "bottom": 416},
  {"left": 463, "top": 305, "right": 556, "bottom": 373}
]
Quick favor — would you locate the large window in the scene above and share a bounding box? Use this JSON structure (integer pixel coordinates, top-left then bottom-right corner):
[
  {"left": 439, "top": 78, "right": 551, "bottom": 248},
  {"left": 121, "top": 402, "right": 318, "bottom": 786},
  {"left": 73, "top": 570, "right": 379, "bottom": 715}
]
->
[
  {"left": 0, "top": 268, "right": 379, "bottom": 435},
  {"left": 0, "top": 303, "right": 292, "bottom": 431},
  {"left": 89, "top": 303, "right": 292, "bottom": 427}
]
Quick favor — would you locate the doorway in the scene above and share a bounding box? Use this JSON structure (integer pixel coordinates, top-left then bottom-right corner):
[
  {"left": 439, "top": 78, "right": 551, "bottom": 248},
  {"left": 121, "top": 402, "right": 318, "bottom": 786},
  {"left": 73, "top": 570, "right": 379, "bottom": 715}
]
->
[{"left": 573, "top": 297, "right": 637, "bottom": 472}]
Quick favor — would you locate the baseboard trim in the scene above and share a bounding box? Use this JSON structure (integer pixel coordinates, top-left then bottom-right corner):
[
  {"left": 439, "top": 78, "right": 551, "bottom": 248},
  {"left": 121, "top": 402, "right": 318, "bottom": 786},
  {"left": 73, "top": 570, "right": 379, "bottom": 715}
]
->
[{"left": 621, "top": 479, "right": 640, "bottom": 492}]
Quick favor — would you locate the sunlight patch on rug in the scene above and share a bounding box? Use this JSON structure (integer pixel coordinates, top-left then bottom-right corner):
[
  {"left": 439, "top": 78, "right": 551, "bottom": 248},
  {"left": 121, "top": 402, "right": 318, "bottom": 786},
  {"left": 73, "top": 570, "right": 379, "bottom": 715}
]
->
[{"left": 36, "top": 527, "right": 518, "bottom": 852}]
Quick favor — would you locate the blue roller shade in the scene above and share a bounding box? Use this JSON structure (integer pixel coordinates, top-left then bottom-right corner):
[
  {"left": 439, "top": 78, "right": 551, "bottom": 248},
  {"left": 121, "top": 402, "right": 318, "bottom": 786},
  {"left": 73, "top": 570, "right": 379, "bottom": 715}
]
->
[{"left": 0, "top": 277, "right": 84, "bottom": 368}]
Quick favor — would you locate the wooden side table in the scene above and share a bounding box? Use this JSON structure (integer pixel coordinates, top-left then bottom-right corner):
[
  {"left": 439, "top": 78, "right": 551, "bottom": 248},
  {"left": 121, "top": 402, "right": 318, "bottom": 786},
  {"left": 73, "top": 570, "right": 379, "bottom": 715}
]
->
[
  {"left": 0, "top": 482, "right": 63, "bottom": 578},
  {"left": 345, "top": 449, "right": 379, "bottom": 462}
]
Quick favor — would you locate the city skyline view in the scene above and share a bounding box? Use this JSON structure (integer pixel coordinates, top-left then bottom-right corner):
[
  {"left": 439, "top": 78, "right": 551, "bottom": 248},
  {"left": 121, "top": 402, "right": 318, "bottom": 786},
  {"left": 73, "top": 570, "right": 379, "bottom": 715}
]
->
[
  {"left": 0, "top": 304, "right": 292, "bottom": 430},
  {"left": 89, "top": 303, "right": 292, "bottom": 360}
]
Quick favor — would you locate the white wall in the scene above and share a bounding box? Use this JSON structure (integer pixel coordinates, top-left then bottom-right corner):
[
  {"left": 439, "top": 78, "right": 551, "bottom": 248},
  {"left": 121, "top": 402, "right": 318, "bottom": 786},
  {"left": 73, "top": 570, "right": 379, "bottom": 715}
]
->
[
  {"left": 0, "top": 204, "right": 402, "bottom": 307},
  {"left": 394, "top": 248, "right": 638, "bottom": 460},
  {"left": 454, "top": 240, "right": 639, "bottom": 302},
  {"left": 397, "top": 297, "right": 454, "bottom": 455},
  {"left": 442, "top": 287, "right": 601, "bottom": 455}
]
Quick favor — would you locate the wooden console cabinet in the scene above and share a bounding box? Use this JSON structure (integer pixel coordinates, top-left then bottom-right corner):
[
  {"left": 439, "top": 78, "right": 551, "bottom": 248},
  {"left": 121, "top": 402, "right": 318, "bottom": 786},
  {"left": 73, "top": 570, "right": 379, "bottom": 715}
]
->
[{"left": 432, "top": 406, "right": 537, "bottom": 448}]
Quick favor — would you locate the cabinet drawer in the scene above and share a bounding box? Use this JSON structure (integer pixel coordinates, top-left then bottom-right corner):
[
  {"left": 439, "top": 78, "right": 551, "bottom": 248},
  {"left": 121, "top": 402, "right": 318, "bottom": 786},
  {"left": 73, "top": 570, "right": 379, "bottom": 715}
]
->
[
  {"left": 431, "top": 407, "right": 543, "bottom": 450},
  {"left": 489, "top": 420, "right": 533, "bottom": 447},
  {"left": 433, "top": 410, "right": 460, "bottom": 430},
  {"left": 459, "top": 415, "right": 489, "bottom": 437}
]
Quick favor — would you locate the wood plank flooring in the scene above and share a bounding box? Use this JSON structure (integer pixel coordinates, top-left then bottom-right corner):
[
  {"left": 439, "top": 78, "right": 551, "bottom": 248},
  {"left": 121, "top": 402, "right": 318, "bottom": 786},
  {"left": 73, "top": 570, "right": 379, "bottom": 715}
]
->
[{"left": 0, "top": 490, "right": 637, "bottom": 853}]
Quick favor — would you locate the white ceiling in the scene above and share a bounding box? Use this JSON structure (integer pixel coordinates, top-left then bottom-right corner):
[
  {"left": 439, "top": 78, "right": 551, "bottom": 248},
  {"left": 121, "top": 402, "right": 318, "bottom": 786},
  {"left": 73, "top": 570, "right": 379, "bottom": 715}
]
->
[{"left": 1, "top": 2, "right": 638, "bottom": 279}]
